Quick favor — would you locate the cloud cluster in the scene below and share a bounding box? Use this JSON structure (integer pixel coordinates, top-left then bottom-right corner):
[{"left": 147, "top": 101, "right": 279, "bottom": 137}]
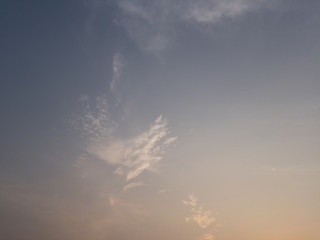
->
[
  {"left": 183, "top": 194, "right": 216, "bottom": 240},
  {"left": 72, "top": 99, "right": 176, "bottom": 226},
  {"left": 116, "top": 0, "right": 277, "bottom": 55},
  {"left": 73, "top": 95, "right": 176, "bottom": 182},
  {"left": 72, "top": 95, "right": 116, "bottom": 143},
  {"left": 183, "top": 194, "right": 216, "bottom": 228},
  {"left": 89, "top": 115, "right": 177, "bottom": 181}
]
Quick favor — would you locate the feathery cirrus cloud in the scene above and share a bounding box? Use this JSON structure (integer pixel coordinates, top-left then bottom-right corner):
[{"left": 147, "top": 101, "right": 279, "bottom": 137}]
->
[
  {"left": 88, "top": 115, "right": 177, "bottom": 181},
  {"left": 73, "top": 96, "right": 176, "bottom": 182}
]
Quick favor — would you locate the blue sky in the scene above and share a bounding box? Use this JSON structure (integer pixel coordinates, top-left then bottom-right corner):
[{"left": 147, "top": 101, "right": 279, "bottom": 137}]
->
[{"left": 1, "top": 1, "right": 320, "bottom": 239}]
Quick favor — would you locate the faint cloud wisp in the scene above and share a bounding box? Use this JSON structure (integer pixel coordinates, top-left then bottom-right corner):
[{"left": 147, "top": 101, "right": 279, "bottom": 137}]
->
[
  {"left": 122, "top": 182, "right": 143, "bottom": 192},
  {"left": 110, "top": 52, "right": 125, "bottom": 95},
  {"left": 115, "top": 0, "right": 279, "bottom": 56}
]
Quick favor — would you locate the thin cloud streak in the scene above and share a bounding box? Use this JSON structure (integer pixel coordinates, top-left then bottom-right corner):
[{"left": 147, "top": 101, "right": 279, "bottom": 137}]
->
[
  {"left": 110, "top": 52, "right": 124, "bottom": 94},
  {"left": 122, "top": 182, "right": 143, "bottom": 192}
]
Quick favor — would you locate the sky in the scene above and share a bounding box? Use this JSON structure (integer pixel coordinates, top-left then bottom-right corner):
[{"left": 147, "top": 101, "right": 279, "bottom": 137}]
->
[{"left": 1, "top": 0, "right": 320, "bottom": 239}]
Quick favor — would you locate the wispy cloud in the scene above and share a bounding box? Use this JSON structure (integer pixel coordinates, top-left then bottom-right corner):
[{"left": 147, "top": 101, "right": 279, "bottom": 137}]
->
[
  {"left": 122, "top": 182, "right": 143, "bottom": 192},
  {"left": 116, "top": 0, "right": 278, "bottom": 55},
  {"left": 89, "top": 115, "right": 177, "bottom": 181},
  {"left": 110, "top": 52, "right": 125, "bottom": 95},
  {"left": 72, "top": 97, "right": 176, "bottom": 182},
  {"left": 181, "top": 0, "right": 266, "bottom": 23},
  {"left": 183, "top": 194, "right": 216, "bottom": 228}
]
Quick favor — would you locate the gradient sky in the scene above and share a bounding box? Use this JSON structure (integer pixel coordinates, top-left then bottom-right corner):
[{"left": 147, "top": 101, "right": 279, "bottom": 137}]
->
[{"left": 1, "top": 1, "right": 320, "bottom": 240}]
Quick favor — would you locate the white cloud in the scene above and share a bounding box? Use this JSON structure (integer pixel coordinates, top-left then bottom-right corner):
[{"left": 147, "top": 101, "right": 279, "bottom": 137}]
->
[
  {"left": 116, "top": 0, "right": 279, "bottom": 55},
  {"left": 122, "top": 182, "right": 143, "bottom": 192},
  {"left": 89, "top": 115, "right": 176, "bottom": 181},
  {"left": 110, "top": 53, "right": 125, "bottom": 94},
  {"left": 164, "top": 136, "right": 178, "bottom": 146},
  {"left": 183, "top": 194, "right": 216, "bottom": 229}
]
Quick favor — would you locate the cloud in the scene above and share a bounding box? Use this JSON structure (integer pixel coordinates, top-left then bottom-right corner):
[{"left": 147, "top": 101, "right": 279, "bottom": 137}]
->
[
  {"left": 181, "top": 0, "right": 264, "bottom": 23},
  {"left": 89, "top": 115, "right": 177, "bottom": 181},
  {"left": 183, "top": 194, "right": 216, "bottom": 229},
  {"left": 115, "top": 0, "right": 278, "bottom": 55},
  {"left": 183, "top": 194, "right": 198, "bottom": 207},
  {"left": 116, "top": 0, "right": 173, "bottom": 57},
  {"left": 73, "top": 99, "right": 176, "bottom": 182},
  {"left": 110, "top": 53, "right": 125, "bottom": 94},
  {"left": 71, "top": 95, "right": 116, "bottom": 143},
  {"left": 72, "top": 81, "right": 176, "bottom": 195},
  {"left": 122, "top": 182, "right": 143, "bottom": 192}
]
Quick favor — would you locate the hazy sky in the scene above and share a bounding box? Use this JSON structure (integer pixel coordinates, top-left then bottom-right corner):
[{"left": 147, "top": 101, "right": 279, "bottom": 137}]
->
[{"left": 1, "top": 1, "right": 320, "bottom": 239}]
